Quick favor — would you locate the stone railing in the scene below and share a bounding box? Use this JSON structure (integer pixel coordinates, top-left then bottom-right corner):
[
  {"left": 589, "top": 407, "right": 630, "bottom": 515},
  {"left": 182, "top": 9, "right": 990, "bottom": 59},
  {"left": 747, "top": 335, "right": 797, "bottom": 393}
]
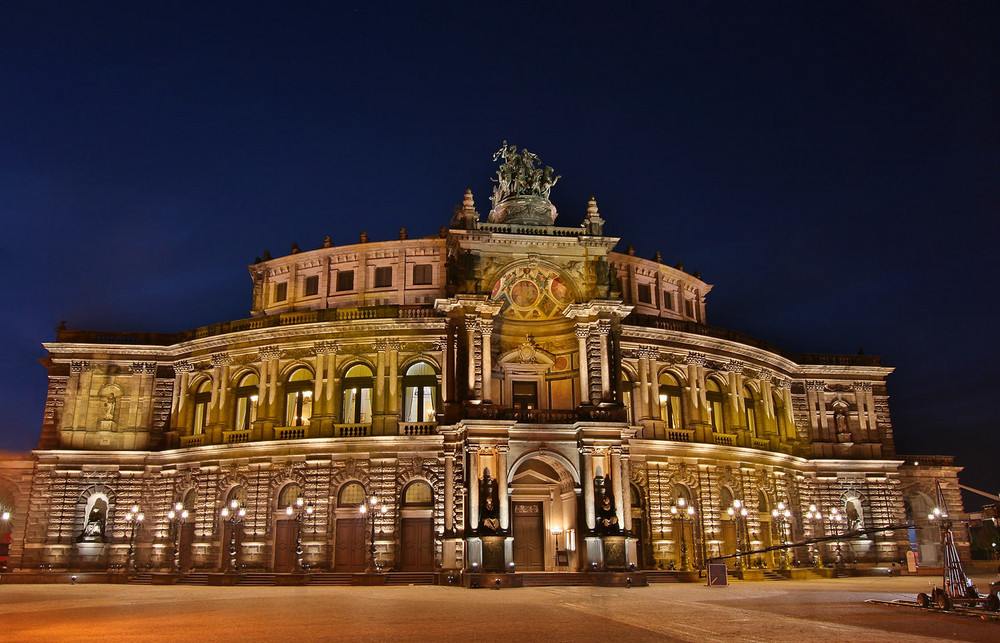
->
[
  {"left": 712, "top": 432, "right": 737, "bottom": 447},
  {"left": 275, "top": 426, "right": 306, "bottom": 440},
  {"left": 624, "top": 313, "right": 883, "bottom": 367},
  {"left": 400, "top": 422, "right": 437, "bottom": 436},
  {"left": 223, "top": 429, "right": 252, "bottom": 444},
  {"left": 336, "top": 424, "right": 370, "bottom": 437},
  {"left": 476, "top": 222, "right": 587, "bottom": 237},
  {"left": 463, "top": 405, "right": 628, "bottom": 424},
  {"left": 666, "top": 429, "right": 695, "bottom": 442},
  {"left": 179, "top": 434, "right": 204, "bottom": 448},
  {"left": 752, "top": 437, "right": 771, "bottom": 451},
  {"left": 55, "top": 304, "right": 441, "bottom": 346}
]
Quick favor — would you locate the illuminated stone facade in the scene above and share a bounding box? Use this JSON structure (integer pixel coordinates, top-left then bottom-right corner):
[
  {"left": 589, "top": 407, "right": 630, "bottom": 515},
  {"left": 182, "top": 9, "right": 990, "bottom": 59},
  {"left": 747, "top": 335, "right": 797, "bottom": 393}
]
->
[{"left": 0, "top": 150, "right": 966, "bottom": 576}]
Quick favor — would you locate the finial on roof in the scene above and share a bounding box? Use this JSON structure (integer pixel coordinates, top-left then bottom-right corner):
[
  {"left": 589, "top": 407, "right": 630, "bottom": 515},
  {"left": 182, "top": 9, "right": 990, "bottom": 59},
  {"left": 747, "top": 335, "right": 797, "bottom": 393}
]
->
[
  {"left": 653, "top": 251, "right": 662, "bottom": 263},
  {"left": 399, "top": 227, "right": 407, "bottom": 240},
  {"left": 583, "top": 196, "right": 605, "bottom": 235},
  {"left": 290, "top": 242, "right": 300, "bottom": 254},
  {"left": 452, "top": 188, "right": 480, "bottom": 230},
  {"left": 463, "top": 188, "right": 476, "bottom": 212},
  {"left": 323, "top": 235, "right": 333, "bottom": 248},
  {"left": 439, "top": 225, "right": 448, "bottom": 238},
  {"left": 262, "top": 249, "right": 272, "bottom": 261},
  {"left": 360, "top": 230, "right": 369, "bottom": 243},
  {"left": 693, "top": 269, "right": 701, "bottom": 279},
  {"left": 675, "top": 261, "right": 684, "bottom": 271},
  {"left": 626, "top": 244, "right": 635, "bottom": 256}
]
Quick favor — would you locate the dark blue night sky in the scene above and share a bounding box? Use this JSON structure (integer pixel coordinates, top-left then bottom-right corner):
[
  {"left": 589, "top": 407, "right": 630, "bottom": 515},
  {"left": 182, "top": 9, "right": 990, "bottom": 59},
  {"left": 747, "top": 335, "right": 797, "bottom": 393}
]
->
[{"left": 2, "top": 3, "right": 997, "bottom": 507}]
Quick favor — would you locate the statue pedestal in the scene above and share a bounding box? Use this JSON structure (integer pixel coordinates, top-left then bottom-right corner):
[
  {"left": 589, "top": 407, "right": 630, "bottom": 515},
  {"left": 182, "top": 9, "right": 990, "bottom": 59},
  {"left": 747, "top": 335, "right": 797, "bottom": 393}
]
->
[
  {"left": 603, "top": 536, "right": 627, "bottom": 571},
  {"left": 481, "top": 536, "right": 506, "bottom": 572}
]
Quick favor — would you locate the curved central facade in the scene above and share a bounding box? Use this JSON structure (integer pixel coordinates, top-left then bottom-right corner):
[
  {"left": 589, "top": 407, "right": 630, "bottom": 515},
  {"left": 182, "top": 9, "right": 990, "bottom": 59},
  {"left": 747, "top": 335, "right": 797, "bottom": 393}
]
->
[{"left": 0, "top": 148, "right": 964, "bottom": 578}]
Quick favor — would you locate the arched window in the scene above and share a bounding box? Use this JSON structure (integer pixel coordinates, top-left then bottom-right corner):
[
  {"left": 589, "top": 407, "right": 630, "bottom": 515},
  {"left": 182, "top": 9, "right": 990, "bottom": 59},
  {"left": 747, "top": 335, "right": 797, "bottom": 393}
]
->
[
  {"left": 743, "top": 385, "right": 758, "bottom": 437},
  {"left": 182, "top": 488, "right": 197, "bottom": 512},
  {"left": 622, "top": 373, "right": 634, "bottom": 425},
  {"left": 226, "top": 486, "right": 246, "bottom": 506},
  {"left": 773, "top": 391, "right": 788, "bottom": 439},
  {"left": 192, "top": 379, "right": 212, "bottom": 435},
  {"left": 706, "top": 378, "right": 725, "bottom": 432},
  {"left": 342, "top": 364, "right": 374, "bottom": 423},
  {"left": 234, "top": 373, "right": 259, "bottom": 431},
  {"left": 402, "top": 481, "right": 433, "bottom": 506},
  {"left": 338, "top": 482, "right": 366, "bottom": 506},
  {"left": 278, "top": 483, "right": 302, "bottom": 509},
  {"left": 402, "top": 362, "right": 438, "bottom": 423},
  {"left": 284, "top": 368, "right": 313, "bottom": 427},
  {"left": 658, "top": 372, "right": 683, "bottom": 430}
]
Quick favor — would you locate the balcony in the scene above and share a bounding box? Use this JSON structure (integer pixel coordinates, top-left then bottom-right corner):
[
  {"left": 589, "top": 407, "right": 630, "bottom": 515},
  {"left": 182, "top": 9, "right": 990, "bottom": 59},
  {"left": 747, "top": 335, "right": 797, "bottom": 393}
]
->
[
  {"left": 223, "top": 429, "right": 252, "bottom": 444},
  {"left": 751, "top": 437, "right": 771, "bottom": 451},
  {"left": 336, "top": 423, "right": 370, "bottom": 437},
  {"left": 666, "top": 428, "right": 695, "bottom": 442},
  {"left": 275, "top": 426, "right": 306, "bottom": 440},
  {"left": 461, "top": 405, "right": 629, "bottom": 424},
  {"left": 400, "top": 422, "right": 436, "bottom": 436},
  {"left": 712, "top": 432, "right": 737, "bottom": 447},
  {"left": 179, "top": 434, "right": 204, "bottom": 448}
]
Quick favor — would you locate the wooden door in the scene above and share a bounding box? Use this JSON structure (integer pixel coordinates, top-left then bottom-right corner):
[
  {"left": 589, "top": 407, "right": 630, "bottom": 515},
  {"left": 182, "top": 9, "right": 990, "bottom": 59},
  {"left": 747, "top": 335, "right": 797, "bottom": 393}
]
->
[
  {"left": 274, "top": 519, "right": 297, "bottom": 572},
  {"left": 400, "top": 518, "right": 434, "bottom": 571},
  {"left": 512, "top": 503, "right": 544, "bottom": 571},
  {"left": 178, "top": 521, "right": 195, "bottom": 571},
  {"left": 334, "top": 518, "right": 365, "bottom": 572}
]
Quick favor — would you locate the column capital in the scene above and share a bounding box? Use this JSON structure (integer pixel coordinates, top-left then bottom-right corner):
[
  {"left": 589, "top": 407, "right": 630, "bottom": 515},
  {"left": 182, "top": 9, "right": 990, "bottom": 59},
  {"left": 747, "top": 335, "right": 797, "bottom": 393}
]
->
[
  {"left": 258, "top": 346, "right": 281, "bottom": 361},
  {"left": 71, "top": 360, "right": 91, "bottom": 373},
  {"left": 479, "top": 320, "right": 494, "bottom": 335},
  {"left": 464, "top": 317, "right": 480, "bottom": 332},
  {"left": 596, "top": 320, "right": 611, "bottom": 335},
  {"left": 211, "top": 353, "right": 231, "bottom": 367},
  {"left": 724, "top": 359, "right": 744, "bottom": 373},
  {"left": 852, "top": 381, "right": 872, "bottom": 392},
  {"left": 575, "top": 326, "right": 591, "bottom": 340},
  {"left": 374, "top": 339, "right": 388, "bottom": 352},
  {"left": 173, "top": 360, "right": 193, "bottom": 373},
  {"left": 685, "top": 352, "right": 707, "bottom": 366}
]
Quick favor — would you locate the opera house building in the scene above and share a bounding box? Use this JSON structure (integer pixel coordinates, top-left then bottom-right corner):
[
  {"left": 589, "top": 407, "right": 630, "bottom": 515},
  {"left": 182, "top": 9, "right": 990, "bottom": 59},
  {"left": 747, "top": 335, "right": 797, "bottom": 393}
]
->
[{"left": 0, "top": 145, "right": 966, "bottom": 583}]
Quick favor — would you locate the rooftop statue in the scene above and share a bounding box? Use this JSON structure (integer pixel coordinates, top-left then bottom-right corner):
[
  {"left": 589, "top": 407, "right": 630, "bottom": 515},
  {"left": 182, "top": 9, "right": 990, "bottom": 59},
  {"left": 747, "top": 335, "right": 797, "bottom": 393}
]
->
[{"left": 488, "top": 141, "right": 562, "bottom": 225}]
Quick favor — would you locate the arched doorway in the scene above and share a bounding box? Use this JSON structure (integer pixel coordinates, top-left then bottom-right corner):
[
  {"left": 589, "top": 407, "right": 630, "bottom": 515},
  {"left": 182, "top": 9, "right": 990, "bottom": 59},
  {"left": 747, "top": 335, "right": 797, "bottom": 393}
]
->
[
  {"left": 177, "top": 489, "right": 196, "bottom": 571},
  {"left": 631, "top": 484, "right": 653, "bottom": 569},
  {"left": 508, "top": 454, "right": 579, "bottom": 572},
  {"left": 274, "top": 483, "right": 302, "bottom": 572},
  {"left": 334, "top": 482, "right": 366, "bottom": 572},
  {"left": 399, "top": 481, "right": 435, "bottom": 571}
]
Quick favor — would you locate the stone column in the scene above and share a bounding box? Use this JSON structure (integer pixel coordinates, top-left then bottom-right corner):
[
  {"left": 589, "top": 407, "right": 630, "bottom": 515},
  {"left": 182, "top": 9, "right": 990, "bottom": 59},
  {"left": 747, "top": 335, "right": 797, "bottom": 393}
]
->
[
  {"left": 610, "top": 448, "right": 625, "bottom": 528},
  {"left": 312, "top": 344, "right": 326, "bottom": 414},
  {"left": 497, "top": 446, "right": 509, "bottom": 531},
  {"left": 444, "top": 451, "right": 455, "bottom": 532},
  {"left": 468, "top": 449, "right": 480, "bottom": 530},
  {"left": 437, "top": 338, "right": 449, "bottom": 407},
  {"left": 480, "top": 320, "right": 493, "bottom": 403},
  {"left": 576, "top": 325, "right": 591, "bottom": 404},
  {"left": 465, "top": 317, "right": 478, "bottom": 400},
  {"left": 581, "top": 448, "right": 596, "bottom": 531},
  {"left": 646, "top": 349, "right": 660, "bottom": 419},
  {"left": 637, "top": 349, "right": 650, "bottom": 420},
  {"left": 388, "top": 340, "right": 399, "bottom": 415},
  {"left": 375, "top": 340, "right": 387, "bottom": 417},
  {"left": 173, "top": 362, "right": 192, "bottom": 418},
  {"left": 620, "top": 451, "right": 633, "bottom": 532},
  {"left": 597, "top": 321, "right": 611, "bottom": 400}
]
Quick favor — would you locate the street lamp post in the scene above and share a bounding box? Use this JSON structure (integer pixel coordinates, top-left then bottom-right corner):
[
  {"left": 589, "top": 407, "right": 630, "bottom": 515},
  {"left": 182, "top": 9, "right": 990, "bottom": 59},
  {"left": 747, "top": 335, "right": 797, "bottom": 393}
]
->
[
  {"left": 727, "top": 499, "right": 749, "bottom": 570},
  {"left": 284, "top": 496, "right": 314, "bottom": 572},
  {"left": 771, "top": 501, "right": 792, "bottom": 570},
  {"left": 220, "top": 499, "right": 246, "bottom": 573},
  {"left": 805, "top": 504, "right": 824, "bottom": 568},
  {"left": 550, "top": 526, "right": 564, "bottom": 570},
  {"left": 670, "top": 498, "right": 696, "bottom": 571},
  {"left": 167, "top": 502, "right": 189, "bottom": 573},
  {"left": 829, "top": 507, "right": 844, "bottom": 567},
  {"left": 0, "top": 506, "right": 11, "bottom": 573},
  {"left": 359, "top": 494, "right": 388, "bottom": 573},
  {"left": 124, "top": 505, "right": 145, "bottom": 573}
]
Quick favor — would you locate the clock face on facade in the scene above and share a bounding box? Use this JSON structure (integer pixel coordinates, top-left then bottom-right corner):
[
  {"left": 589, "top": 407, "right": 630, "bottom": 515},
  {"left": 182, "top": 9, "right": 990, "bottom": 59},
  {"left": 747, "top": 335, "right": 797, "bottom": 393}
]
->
[{"left": 491, "top": 265, "right": 574, "bottom": 320}]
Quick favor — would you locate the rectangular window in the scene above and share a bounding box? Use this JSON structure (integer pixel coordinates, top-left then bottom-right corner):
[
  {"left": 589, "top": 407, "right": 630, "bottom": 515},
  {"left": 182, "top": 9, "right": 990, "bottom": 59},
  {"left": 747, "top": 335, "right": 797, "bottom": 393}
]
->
[
  {"left": 685, "top": 299, "right": 695, "bottom": 318},
  {"left": 275, "top": 282, "right": 288, "bottom": 302},
  {"left": 413, "top": 264, "right": 432, "bottom": 285},
  {"left": 512, "top": 381, "right": 539, "bottom": 410},
  {"left": 637, "top": 283, "right": 652, "bottom": 304},
  {"left": 304, "top": 275, "right": 319, "bottom": 296},
  {"left": 374, "top": 266, "right": 392, "bottom": 288},
  {"left": 663, "top": 291, "right": 673, "bottom": 310},
  {"left": 336, "top": 270, "right": 354, "bottom": 292}
]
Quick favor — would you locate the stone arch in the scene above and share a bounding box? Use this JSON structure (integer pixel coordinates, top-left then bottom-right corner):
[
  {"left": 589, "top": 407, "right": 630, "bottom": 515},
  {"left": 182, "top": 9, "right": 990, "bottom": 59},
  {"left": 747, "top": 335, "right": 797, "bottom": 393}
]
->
[
  {"left": 508, "top": 449, "right": 580, "bottom": 487},
  {"left": 339, "top": 359, "right": 376, "bottom": 378},
  {"left": 76, "top": 484, "right": 115, "bottom": 543},
  {"left": 399, "top": 355, "right": 442, "bottom": 374},
  {"left": 279, "top": 361, "right": 314, "bottom": 380}
]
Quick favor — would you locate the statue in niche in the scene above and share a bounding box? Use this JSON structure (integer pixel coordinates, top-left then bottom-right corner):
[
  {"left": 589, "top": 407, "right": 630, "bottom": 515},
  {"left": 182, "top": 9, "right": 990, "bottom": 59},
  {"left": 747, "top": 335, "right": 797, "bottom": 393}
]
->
[
  {"left": 103, "top": 393, "right": 117, "bottom": 421},
  {"left": 479, "top": 468, "right": 501, "bottom": 534},
  {"left": 834, "top": 407, "right": 849, "bottom": 434},
  {"left": 594, "top": 475, "right": 620, "bottom": 536},
  {"left": 77, "top": 497, "right": 108, "bottom": 543}
]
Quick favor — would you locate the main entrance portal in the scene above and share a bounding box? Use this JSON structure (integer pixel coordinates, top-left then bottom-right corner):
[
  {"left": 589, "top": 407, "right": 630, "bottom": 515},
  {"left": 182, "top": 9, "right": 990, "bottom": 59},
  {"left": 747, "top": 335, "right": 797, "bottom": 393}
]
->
[{"left": 512, "top": 502, "right": 544, "bottom": 570}]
